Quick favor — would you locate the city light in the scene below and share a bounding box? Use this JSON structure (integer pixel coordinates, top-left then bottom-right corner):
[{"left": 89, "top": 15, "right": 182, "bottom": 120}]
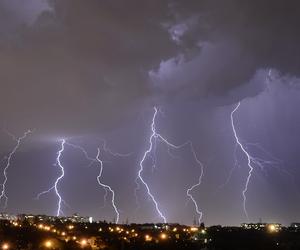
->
[
  {"left": 44, "top": 240, "right": 52, "bottom": 248},
  {"left": 145, "top": 235, "right": 152, "bottom": 241},
  {"left": 160, "top": 233, "right": 168, "bottom": 240},
  {"left": 80, "top": 239, "right": 88, "bottom": 247},
  {"left": 0, "top": 214, "right": 295, "bottom": 249},
  {"left": 268, "top": 224, "right": 280, "bottom": 233},
  {"left": 1, "top": 243, "right": 9, "bottom": 250},
  {"left": 269, "top": 224, "right": 276, "bottom": 232}
]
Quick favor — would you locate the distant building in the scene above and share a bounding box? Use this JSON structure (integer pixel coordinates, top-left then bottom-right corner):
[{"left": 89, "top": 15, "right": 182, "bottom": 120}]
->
[
  {"left": 291, "top": 223, "right": 300, "bottom": 228},
  {"left": 290, "top": 223, "right": 300, "bottom": 232},
  {"left": 241, "top": 223, "right": 267, "bottom": 230},
  {"left": 241, "top": 223, "right": 282, "bottom": 232},
  {"left": 64, "top": 213, "right": 91, "bottom": 223},
  {"left": 18, "top": 214, "right": 57, "bottom": 224},
  {"left": 17, "top": 213, "right": 92, "bottom": 224},
  {"left": 0, "top": 213, "right": 17, "bottom": 221}
]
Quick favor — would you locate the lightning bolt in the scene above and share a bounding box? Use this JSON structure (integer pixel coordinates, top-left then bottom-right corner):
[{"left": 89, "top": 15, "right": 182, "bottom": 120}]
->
[
  {"left": 38, "top": 139, "right": 127, "bottom": 221},
  {"left": 0, "top": 130, "right": 32, "bottom": 209},
  {"left": 186, "top": 145, "right": 204, "bottom": 225},
  {"left": 231, "top": 102, "right": 253, "bottom": 221},
  {"left": 36, "top": 139, "right": 66, "bottom": 216},
  {"left": 135, "top": 107, "right": 204, "bottom": 223},
  {"left": 219, "top": 69, "right": 281, "bottom": 194},
  {"left": 95, "top": 147, "right": 120, "bottom": 224},
  {"left": 231, "top": 97, "right": 289, "bottom": 221},
  {"left": 135, "top": 107, "right": 167, "bottom": 223}
]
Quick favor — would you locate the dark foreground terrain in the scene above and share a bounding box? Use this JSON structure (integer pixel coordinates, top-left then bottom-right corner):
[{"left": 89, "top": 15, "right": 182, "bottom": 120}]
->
[{"left": 0, "top": 219, "right": 300, "bottom": 250}]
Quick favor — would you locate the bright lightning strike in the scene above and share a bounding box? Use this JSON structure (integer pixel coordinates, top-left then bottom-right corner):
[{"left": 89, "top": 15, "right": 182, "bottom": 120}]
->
[
  {"left": 231, "top": 102, "right": 253, "bottom": 221},
  {"left": 36, "top": 139, "right": 66, "bottom": 216},
  {"left": 136, "top": 107, "right": 204, "bottom": 223},
  {"left": 135, "top": 107, "right": 166, "bottom": 223},
  {"left": 219, "top": 70, "right": 281, "bottom": 193},
  {"left": 95, "top": 147, "right": 120, "bottom": 224},
  {"left": 0, "top": 130, "right": 32, "bottom": 209},
  {"left": 231, "top": 101, "right": 286, "bottom": 221}
]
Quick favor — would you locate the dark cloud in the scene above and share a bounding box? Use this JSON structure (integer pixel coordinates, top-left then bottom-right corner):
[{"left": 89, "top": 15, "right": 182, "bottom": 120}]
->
[
  {"left": 0, "top": 0, "right": 178, "bottom": 136},
  {"left": 1, "top": 0, "right": 300, "bottom": 136},
  {"left": 152, "top": 0, "right": 300, "bottom": 101}
]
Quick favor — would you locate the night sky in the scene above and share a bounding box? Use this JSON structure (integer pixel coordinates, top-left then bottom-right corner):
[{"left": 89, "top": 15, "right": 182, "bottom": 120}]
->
[{"left": 1, "top": 0, "right": 300, "bottom": 226}]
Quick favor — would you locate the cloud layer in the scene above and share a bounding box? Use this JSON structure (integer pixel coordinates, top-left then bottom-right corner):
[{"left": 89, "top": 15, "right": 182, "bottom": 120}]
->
[{"left": 1, "top": 0, "right": 300, "bottom": 136}]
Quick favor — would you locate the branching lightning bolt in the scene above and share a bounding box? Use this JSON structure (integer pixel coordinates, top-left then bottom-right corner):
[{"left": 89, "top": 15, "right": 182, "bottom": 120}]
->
[
  {"left": 231, "top": 102, "right": 253, "bottom": 221},
  {"left": 37, "top": 139, "right": 126, "bottom": 220},
  {"left": 95, "top": 147, "right": 120, "bottom": 224},
  {"left": 36, "top": 139, "right": 66, "bottom": 216},
  {"left": 219, "top": 70, "right": 285, "bottom": 192},
  {"left": 231, "top": 100, "right": 288, "bottom": 221},
  {"left": 186, "top": 145, "right": 204, "bottom": 225},
  {"left": 135, "top": 107, "right": 204, "bottom": 223},
  {"left": 0, "top": 130, "right": 32, "bottom": 209},
  {"left": 135, "top": 107, "right": 166, "bottom": 222}
]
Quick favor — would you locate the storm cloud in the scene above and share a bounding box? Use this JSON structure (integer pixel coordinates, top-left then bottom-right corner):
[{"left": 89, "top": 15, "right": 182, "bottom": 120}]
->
[{"left": 1, "top": 0, "right": 300, "bottom": 136}]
